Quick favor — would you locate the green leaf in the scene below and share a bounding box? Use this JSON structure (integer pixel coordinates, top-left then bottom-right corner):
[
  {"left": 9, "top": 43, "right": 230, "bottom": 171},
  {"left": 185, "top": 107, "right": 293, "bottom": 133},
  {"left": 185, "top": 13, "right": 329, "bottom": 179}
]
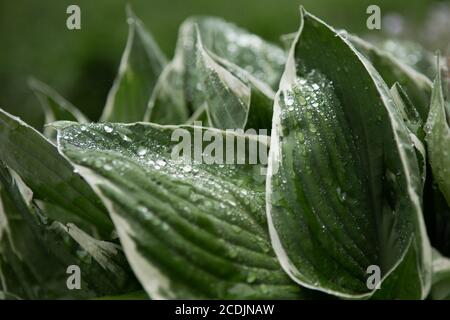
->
[
  {"left": 185, "top": 105, "right": 210, "bottom": 126},
  {"left": 348, "top": 34, "right": 432, "bottom": 122},
  {"left": 425, "top": 58, "right": 450, "bottom": 207},
  {"left": 176, "top": 16, "right": 285, "bottom": 112},
  {"left": 424, "top": 181, "right": 450, "bottom": 257},
  {"left": 55, "top": 121, "right": 318, "bottom": 299},
  {"left": 193, "top": 30, "right": 250, "bottom": 130},
  {"left": 430, "top": 249, "right": 450, "bottom": 300},
  {"left": 175, "top": 25, "right": 275, "bottom": 131},
  {"left": 266, "top": 8, "right": 431, "bottom": 299},
  {"left": 28, "top": 78, "right": 88, "bottom": 139},
  {"left": 280, "top": 33, "right": 296, "bottom": 52},
  {"left": 374, "top": 39, "right": 436, "bottom": 79},
  {"left": 194, "top": 31, "right": 275, "bottom": 131},
  {"left": 0, "top": 164, "right": 139, "bottom": 299},
  {"left": 390, "top": 83, "right": 426, "bottom": 184},
  {"left": 370, "top": 240, "right": 422, "bottom": 299},
  {"left": 280, "top": 32, "right": 432, "bottom": 120},
  {"left": 29, "top": 78, "right": 88, "bottom": 124},
  {"left": 0, "top": 108, "right": 113, "bottom": 237},
  {"left": 144, "top": 59, "right": 189, "bottom": 125},
  {"left": 390, "top": 83, "right": 424, "bottom": 140},
  {"left": 101, "top": 7, "right": 167, "bottom": 123}
]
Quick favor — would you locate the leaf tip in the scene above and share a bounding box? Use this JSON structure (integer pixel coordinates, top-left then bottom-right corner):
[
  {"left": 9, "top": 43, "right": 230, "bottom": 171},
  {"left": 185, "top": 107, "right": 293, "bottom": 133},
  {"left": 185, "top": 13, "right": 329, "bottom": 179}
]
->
[
  {"left": 125, "top": 3, "right": 136, "bottom": 23},
  {"left": 47, "top": 120, "right": 78, "bottom": 132}
]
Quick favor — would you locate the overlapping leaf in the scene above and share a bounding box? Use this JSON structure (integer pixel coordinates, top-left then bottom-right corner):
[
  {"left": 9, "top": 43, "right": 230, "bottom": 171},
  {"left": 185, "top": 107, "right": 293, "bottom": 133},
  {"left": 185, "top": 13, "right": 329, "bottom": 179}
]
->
[
  {"left": 1, "top": 4, "right": 447, "bottom": 301},
  {"left": 374, "top": 39, "right": 436, "bottom": 79},
  {"left": 144, "top": 59, "right": 189, "bottom": 125},
  {"left": 29, "top": 78, "right": 88, "bottom": 125},
  {"left": 101, "top": 8, "right": 167, "bottom": 122},
  {"left": 425, "top": 60, "right": 450, "bottom": 206},
  {"left": 192, "top": 30, "right": 274, "bottom": 131},
  {"left": 430, "top": 249, "right": 450, "bottom": 300},
  {"left": 55, "top": 121, "right": 320, "bottom": 299},
  {"left": 175, "top": 16, "right": 285, "bottom": 113},
  {"left": 266, "top": 8, "right": 431, "bottom": 299},
  {"left": 0, "top": 163, "right": 139, "bottom": 299},
  {"left": 0, "top": 109, "right": 113, "bottom": 237},
  {"left": 281, "top": 31, "right": 433, "bottom": 122},
  {"left": 349, "top": 34, "right": 432, "bottom": 121},
  {"left": 29, "top": 78, "right": 88, "bottom": 139}
]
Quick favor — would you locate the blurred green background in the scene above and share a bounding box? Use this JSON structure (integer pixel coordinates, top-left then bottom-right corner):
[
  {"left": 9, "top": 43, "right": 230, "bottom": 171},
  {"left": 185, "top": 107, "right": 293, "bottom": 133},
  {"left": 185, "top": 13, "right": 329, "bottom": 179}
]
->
[{"left": 0, "top": 0, "right": 449, "bottom": 129}]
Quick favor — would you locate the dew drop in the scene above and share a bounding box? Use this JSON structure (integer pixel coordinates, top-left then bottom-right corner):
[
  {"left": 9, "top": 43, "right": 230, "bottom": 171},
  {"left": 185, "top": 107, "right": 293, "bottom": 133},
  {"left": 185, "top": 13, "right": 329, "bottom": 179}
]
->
[
  {"left": 137, "top": 205, "right": 149, "bottom": 214},
  {"left": 298, "top": 96, "right": 306, "bottom": 106},
  {"left": 156, "top": 159, "right": 167, "bottom": 167},
  {"left": 298, "top": 132, "right": 305, "bottom": 142},
  {"left": 137, "top": 146, "right": 148, "bottom": 157},
  {"left": 285, "top": 95, "right": 294, "bottom": 106},
  {"left": 229, "top": 249, "right": 238, "bottom": 258},
  {"left": 336, "top": 187, "right": 347, "bottom": 202},
  {"left": 104, "top": 125, "right": 113, "bottom": 133},
  {"left": 246, "top": 273, "right": 257, "bottom": 284}
]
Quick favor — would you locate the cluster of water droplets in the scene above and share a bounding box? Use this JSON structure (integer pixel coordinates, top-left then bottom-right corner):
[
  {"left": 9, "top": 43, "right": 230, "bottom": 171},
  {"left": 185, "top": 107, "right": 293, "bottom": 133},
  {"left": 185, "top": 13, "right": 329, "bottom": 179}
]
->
[
  {"left": 214, "top": 23, "right": 285, "bottom": 87},
  {"left": 59, "top": 119, "right": 281, "bottom": 290},
  {"left": 272, "top": 69, "right": 375, "bottom": 243},
  {"left": 281, "top": 70, "right": 336, "bottom": 126},
  {"left": 279, "top": 70, "right": 340, "bottom": 165},
  {"left": 67, "top": 122, "right": 270, "bottom": 242}
]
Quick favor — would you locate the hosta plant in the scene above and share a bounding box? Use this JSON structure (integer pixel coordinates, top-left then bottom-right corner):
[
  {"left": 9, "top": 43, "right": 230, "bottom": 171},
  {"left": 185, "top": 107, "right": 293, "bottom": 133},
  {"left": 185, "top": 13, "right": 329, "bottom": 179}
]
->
[{"left": 1, "top": 6, "right": 450, "bottom": 300}]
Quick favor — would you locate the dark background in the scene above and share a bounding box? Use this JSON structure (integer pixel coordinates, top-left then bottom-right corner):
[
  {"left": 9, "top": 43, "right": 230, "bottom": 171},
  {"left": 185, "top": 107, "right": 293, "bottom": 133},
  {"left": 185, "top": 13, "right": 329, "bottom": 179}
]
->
[{"left": 0, "top": 0, "right": 449, "bottom": 129}]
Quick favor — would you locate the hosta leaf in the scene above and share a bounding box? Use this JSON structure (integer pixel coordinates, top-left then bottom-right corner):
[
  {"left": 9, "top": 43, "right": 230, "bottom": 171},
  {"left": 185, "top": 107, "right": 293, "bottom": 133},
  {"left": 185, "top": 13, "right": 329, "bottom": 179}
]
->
[
  {"left": 266, "top": 8, "right": 431, "bottom": 299},
  {"left": 280, "top": 31, "right": 432, "bottom": 118},
  {"left": 176, "top": 16, "right": 285, "bottom": 111},
  {"left": 280, "top": 33, "right": 296, "bottom": 52},
  {"left": 29, "top": 78, "right": 88, "bottom": 125},
  {"left": 390, "top": 83, "right": 424, "bottom": 140},
  {"left": 0, "top": 109, "right": 113, "bottom": 237},
  {"left": 193, "top": 30, "right": 250, "bottom": 130},
  {"left": 181, "top": 27, "right": 274, "bottom": 131},
  {"left": 424, "top": 182, "right": 450, "bottom": 257},
  {"left": 101, "top": 7, "right": 166, "bottom": 123},
  {"left": 423, "top": 58, "right": 450, "bottom": 258},
  {"left": 185, "top": 105, "right": 210, "bottom": 126},
  {"left": 55, "top": 121, "right": 318, "bottom": 299},
  {"left": 0, "top": 164, "right": 139, "bottom": 299},
  {"left": 370, "top": 240, "right": 422, "bottom": 299},
  {"left": 425, "top": 60, "right": 450, "bottom": 206},
  {"left": 430, "top": 249, "right": 450, "bottom": 300},
  {"left": 29, "top": 78, "right": 88, "bottom": 140},
  {"left": 390, "top": 83, "right": 427, "bottom": 185},
  {"left": 375, "top": 39, "right": 436, "bottom": 79},
  {"left": 348, "top": 34, "right": 432, "bottom": 121},
  {"left": 196, "top": 35, "right": 275, "bottom": 131},
  {"left": 144, "top": 59, "right": 189, "bottom": 125}
]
